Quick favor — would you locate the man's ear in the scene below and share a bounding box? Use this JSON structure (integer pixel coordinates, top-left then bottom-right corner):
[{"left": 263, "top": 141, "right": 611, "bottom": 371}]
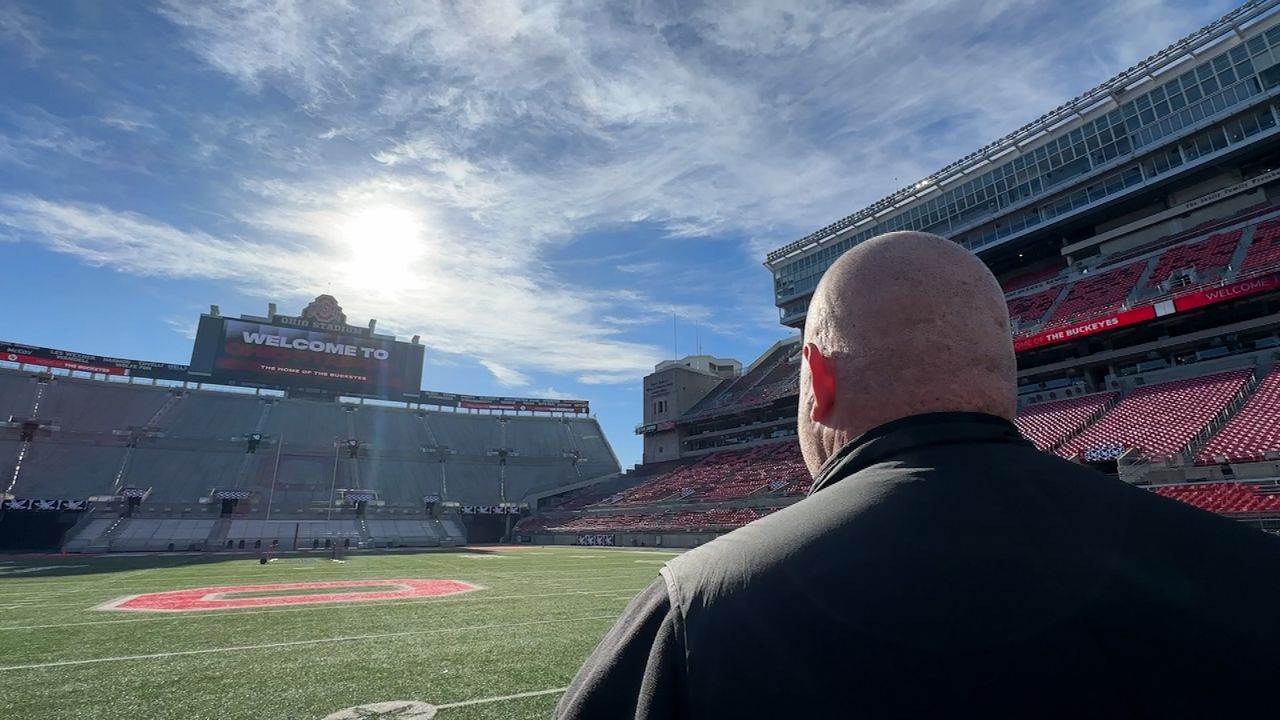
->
[{"left": 803, "top": 343, "right": 836, "bottom": 424}]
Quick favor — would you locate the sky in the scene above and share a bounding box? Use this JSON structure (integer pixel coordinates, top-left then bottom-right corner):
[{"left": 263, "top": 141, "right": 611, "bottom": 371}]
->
[{"left": 0, "top": 0, "right": 1239, "bottom": 469}]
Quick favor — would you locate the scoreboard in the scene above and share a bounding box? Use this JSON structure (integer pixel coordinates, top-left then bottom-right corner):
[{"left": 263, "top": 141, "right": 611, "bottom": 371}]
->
[{"left": 188, "top": 315, "right": 425, "bottom": 400}]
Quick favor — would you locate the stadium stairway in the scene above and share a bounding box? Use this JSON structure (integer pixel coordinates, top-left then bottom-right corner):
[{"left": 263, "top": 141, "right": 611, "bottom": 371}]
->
[
  {"left": 1223, "top": 222, "right": 1259, "bottom": 283},
  {"left": 1034, "top": 284, "right": 1072, "bottom": 332},
  {"left": 232, "top": 399, "right": 276, "bottom": 491},
  {"left": 1182, "top": 371, "right": 1263, "bottom": 461},
  {"left": 206, "top": 518, "right": 232, "bottom": 548},
  {"left": 1126, "top": 256, "right": 1160, "bottom": 306}
]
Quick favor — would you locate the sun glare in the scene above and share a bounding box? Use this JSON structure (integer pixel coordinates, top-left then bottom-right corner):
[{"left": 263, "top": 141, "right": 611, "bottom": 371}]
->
[{"left": 338, "top": 205, "right": 426, "bottom": 290}]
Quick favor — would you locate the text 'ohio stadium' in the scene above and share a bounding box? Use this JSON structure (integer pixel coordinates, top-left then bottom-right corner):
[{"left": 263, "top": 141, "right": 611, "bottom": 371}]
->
[{"left": 5, "top": 1, "right": 1280, "bottom": 554}]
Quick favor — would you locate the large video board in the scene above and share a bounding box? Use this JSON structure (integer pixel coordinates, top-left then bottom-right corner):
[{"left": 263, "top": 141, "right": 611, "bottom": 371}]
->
[{"left": 189, "top": 317, "right": 424, "bottom": 400}]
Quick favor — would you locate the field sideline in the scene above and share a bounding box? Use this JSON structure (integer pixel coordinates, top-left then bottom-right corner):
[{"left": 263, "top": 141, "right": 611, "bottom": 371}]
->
[{"left": 0, "top": 547, "right": 676, "bottom": 719}]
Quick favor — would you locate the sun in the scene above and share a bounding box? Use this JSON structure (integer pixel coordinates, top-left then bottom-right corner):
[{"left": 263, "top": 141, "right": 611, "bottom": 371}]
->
[{"left": 337, "top": 205, "right": 426, "bottom": 290}]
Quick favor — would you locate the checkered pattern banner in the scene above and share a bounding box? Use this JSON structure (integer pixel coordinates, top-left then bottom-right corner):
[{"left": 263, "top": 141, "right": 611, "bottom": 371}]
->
[
  {"left": 1082, "top": 444, "right": 1127, "bottom": 462},
  {"left": 214, "top": 489, "right": 252, "bottom": 500},
  {"left": 120, "top": 487, "right": 148, "bottom": 498},
  {"left": 1, "top": 499, "right": 86, "bottom": 511},
  {"left": 460, "top": 505, "right": 521, "bottom": 515},
  {"left": 346, "top": 492, "right": 376, "bottom": 504}
]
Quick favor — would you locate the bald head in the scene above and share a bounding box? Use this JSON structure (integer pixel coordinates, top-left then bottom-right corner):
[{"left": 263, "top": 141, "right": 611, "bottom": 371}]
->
[{"left": 798, "top": 231, "right": 1016, "bottom": 476}]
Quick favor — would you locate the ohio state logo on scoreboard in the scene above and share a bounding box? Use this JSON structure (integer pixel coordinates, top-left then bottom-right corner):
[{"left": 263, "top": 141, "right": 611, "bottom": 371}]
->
[{"left": 302, "top": 294, "right": 347, "bottom": 325}]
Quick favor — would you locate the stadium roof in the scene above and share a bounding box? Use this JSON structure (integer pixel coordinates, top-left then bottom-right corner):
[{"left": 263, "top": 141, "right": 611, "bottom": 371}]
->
[{"left": 765, "top": 0, "right": 1280, "bottom": 267}]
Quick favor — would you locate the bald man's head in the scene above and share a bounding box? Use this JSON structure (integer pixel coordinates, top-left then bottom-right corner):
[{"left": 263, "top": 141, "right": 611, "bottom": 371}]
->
[{"left": 798, "top": 231, "right": 1016, "bottom": 477}]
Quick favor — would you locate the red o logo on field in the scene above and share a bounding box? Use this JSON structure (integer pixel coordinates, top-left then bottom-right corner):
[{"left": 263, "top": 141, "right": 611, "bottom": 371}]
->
[{"left": 95, "top": 579, "right": 481, "bottom": 612}]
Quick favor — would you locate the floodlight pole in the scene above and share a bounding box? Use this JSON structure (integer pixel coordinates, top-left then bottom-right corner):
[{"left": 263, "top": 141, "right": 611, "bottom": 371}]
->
[
  {"left": 265, "top": 433, "right": 283, "bottom": 521},
  {"left": 327, "top": 441, "right": 340, "bottom": 521}
]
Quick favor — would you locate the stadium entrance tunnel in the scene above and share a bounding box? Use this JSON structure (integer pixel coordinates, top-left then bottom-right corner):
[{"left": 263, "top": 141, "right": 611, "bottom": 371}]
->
[
  {"left": 0, "top": 509, "right": 83, "bottom": 551},
  {"left": 462, "top": 514, "right": 509, "bottom": 543}
]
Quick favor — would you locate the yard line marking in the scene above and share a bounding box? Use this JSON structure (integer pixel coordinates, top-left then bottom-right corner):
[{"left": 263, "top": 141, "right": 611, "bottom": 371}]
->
[
  {"left": 436, "top": 686, "right": 568, "bottom": 709},
  {"left": 0, "top": 615, "right": 617, "bottom": 671},
  {"left": 0, "top": 587, "right": 646, "bottom": 630}
]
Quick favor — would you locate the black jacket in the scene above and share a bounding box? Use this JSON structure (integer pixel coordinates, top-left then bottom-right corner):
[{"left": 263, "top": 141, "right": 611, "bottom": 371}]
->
[{"left": 555, "top": 412, "right": 1280, "bottom": 719}]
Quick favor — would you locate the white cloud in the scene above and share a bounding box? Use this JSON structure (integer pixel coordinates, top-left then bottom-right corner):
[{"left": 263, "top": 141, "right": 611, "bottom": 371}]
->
[
  {"left": 480, "top": 360, "right": 531, "bottom": 388},
  {"left": 524, "top": 386, "right": 577, "bottom": 400},
  {"left": 0, "top": 4, "right": 44, "bottom": 63},
  {"left": 1, "top": 0, "right": 1233, "bottom": 389},
  {"left": 99, "top": 104, "right": 158, "bottom": 133},
  {"left": 616, "top": 261, "right": 662, "bottom": 274},
  {"left": 0, "top": 107, "right": 101, "bottom": 165},
  {"left": 164, "top": 316, "right": 200, "bottom": 340},
  {"left": 0, "top": 194, "right": 663, "bottom": 385}
]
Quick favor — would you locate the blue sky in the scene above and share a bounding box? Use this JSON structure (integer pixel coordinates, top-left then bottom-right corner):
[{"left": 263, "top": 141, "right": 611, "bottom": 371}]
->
[{"left": 0, "top": 0, "right": 1237, "bottom": 468}]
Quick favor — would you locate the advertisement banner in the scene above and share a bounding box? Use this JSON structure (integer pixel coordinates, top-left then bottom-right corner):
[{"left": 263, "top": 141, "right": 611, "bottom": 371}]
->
[
  {"left": 458, "top": 395, "right": 590, "bottom": 414},
  {"left": 0, "top": 342, "right": 188, "bottom": 380},
  {"left": 200, "top": 318, "right": 424, "bottom": 399},
  {"left": 1172, "top": 271, "right": 1280, "bottom": 313},
  {"left": 1014, "top": 306, "right": 1157, "bottom": 353}
]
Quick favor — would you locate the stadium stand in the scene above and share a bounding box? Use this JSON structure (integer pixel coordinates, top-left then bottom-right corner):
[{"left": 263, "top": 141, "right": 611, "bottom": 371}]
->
[
  {"left": 598, "top": 441, "right": 805, "bottom": 506},
  {"left": 39, "top": 378, "right": 171, "bottom": 434},
  {"left": 1152, "top": 481, "right": 1280, "bottom": 515},
  {"left": 1142, "top": 230, "right": 1242, "bottom": 295},
  {"left": 162, "top": 392, "right": 264, "bottom": 440},
  {"left": 1000, "top": 265, "right": 1062, "bottom": 293},
  {"left": 1243, "top": 217, "right": 1280, "bottom": 272},
  {"left": 1057, "top": 369, "right": 1254, "bottom": 461},
  {"left": 1043, "top": 261, "right": 1146, "bottom": 328},
  {"left": 1007, "top": 285, "right": 1064, "bottom": 328},
  {"left": 544, "top": 507, "right": 764, "bottom": 533},
  {"left": 1197, "top": 367, "right": 1280, "bottom": 463},
  {"left": 1014, "top": 392, "right": 1117, "bottom": 452},
  {"left": 0, "top": 361, "right": 618, "bottom": 549}
]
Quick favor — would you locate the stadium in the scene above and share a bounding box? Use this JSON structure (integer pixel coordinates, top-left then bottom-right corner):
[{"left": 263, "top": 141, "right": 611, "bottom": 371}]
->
[{"left": 5, "top": 2, "right": 1280, "bottom": 718}]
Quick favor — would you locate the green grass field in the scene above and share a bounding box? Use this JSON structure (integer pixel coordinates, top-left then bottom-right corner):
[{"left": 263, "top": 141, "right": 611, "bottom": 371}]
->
[{"left": 0, "top": 547, "right": 676, "bottom": 719}]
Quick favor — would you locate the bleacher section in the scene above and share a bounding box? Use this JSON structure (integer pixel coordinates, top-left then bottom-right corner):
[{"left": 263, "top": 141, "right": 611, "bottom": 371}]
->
[
  {"left": 681, "top": 342, "right": 799, "bottom": 417},
  {"left": 1007, "top": 285, "right": 1063, "bottom": 328},
  {"left": 1142, "top": 230, "right": 1241, "bottom": 296},
  {"left": 1153, "top": 482, "right": 1280, "bottom": 515},
  {"left": 1014, "top": 392, "right": 1117, "bottom": 452},
  {"left": 0, "top": 373, "right": 36, "bottom": 420},
  {"left": 543, "top": 507, "right": 766, "bottom": 533},
  {"left": 597, "top": 441, "right": 805, "bottom": 506},
  {"left": 1043, "top": 261, "right": 1145, "bottom": 328},
  {"left": 163, "top": 392, "right": 264, "bottom": 440},
  {"left": 1058, "top": 369, "right": 1253, "bottom": 461},
  {"left": 1197, "top": 368, "right": 1280, "bottom": 463},
  {"left": 0, "top": 366, "right": 619, "bottom": 551},
  {"left": 1242, "top": 217, "right": 1280, "bottom": 272},
  {"left": 38, "top": 379, "right": 171, "bottom": 433}
]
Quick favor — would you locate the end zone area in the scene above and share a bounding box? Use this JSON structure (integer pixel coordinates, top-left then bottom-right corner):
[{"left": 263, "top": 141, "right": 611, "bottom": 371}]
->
[{"left": 0, "top": 547, "right": 678, "bottom": 720}]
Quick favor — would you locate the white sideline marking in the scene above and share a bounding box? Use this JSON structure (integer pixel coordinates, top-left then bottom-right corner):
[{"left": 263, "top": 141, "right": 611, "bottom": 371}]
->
[
  {"left": 0, "top": 615, "right": 617, "bottom": 672},
  {"left": 436, "top": 686, "right": 568, "bottom": 709},
  {"left": 0, "top": 586, "right": 646, "bottom": 631}
]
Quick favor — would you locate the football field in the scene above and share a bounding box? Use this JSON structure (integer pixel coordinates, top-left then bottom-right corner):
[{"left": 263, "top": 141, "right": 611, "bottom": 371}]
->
[{"left": 0, "top": 547, "right": 674, "bottom": 719}]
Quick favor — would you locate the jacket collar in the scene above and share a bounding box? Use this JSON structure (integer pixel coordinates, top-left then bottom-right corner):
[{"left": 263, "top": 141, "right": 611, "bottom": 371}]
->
[{"left": 808, "top": 412, "right": 1028, "bottom": 496}]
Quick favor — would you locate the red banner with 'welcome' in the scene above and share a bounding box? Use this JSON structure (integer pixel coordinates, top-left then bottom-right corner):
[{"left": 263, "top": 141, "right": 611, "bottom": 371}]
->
[{"left": 1172, "top": 271, "right": 1280, "bottom": 312}]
